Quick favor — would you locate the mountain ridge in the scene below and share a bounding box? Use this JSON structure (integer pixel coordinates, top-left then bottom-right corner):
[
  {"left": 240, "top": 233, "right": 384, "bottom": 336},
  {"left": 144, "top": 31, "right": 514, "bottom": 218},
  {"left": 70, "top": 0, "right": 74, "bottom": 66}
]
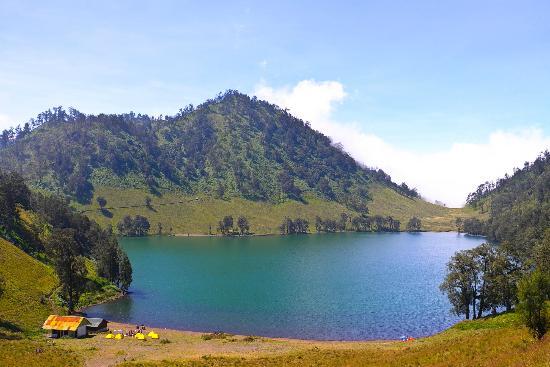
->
[{"left": 0, "top": 90, "right": 471, "bottom": 233}]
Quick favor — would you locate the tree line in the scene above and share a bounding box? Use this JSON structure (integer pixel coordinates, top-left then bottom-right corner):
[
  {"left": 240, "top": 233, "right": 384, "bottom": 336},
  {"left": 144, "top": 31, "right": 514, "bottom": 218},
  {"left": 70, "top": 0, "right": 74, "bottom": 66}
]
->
[
  {"left": 277, "top": 214, "right": 421, "bottom": 234},
  {"left": 0, "top": 170, "right": 132, "bottom": 313}
]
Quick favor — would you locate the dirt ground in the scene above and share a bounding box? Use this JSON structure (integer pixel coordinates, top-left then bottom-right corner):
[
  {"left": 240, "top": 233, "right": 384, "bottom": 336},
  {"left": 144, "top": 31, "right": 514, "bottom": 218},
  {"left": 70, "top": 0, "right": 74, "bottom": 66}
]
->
[{"left": 55, "top": 322, "right": 391, "bottom": 367}]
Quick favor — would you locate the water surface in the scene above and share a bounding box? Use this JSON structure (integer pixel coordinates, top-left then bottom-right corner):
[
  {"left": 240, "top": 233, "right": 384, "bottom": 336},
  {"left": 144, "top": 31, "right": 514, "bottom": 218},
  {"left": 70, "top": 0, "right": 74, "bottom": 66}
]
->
[{"left": 86, "top": 232, "right": 484, "bottom": 340}]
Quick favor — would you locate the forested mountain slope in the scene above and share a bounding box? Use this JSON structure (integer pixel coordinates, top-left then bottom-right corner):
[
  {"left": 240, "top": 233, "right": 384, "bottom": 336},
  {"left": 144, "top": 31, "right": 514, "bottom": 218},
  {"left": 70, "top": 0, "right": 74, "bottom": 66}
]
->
[
  {"left": 0, "top": 91, "right": 466, "bottom": 233},
  {"left": 466, "top": 151, "right": 550, "bottom": 249},
  {"left": 0, "top": 171, "right": 131, "bottom": 333}
]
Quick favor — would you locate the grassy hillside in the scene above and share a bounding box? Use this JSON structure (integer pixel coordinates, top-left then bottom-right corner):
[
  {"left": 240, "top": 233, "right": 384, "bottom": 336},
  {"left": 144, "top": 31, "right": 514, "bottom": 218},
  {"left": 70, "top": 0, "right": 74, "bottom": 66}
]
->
[
  {"left": 75, "top": 183, "right": 479, "bottom": 234},
  {"left": 0, "top": 238, "right": 58, "bottom": 335},
  {"left": 368, "top": 183, "right": 483, "bottom": 231}
]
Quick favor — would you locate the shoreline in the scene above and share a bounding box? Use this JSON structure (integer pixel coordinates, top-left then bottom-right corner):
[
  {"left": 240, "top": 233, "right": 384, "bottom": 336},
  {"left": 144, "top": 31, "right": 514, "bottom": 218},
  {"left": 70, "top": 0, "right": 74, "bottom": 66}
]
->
[
  {"left": 103, "top": 320, "right": 400, "bottom": 343},
  {"left": 157, "top": 230, "right": 459, "bottom": 238}
]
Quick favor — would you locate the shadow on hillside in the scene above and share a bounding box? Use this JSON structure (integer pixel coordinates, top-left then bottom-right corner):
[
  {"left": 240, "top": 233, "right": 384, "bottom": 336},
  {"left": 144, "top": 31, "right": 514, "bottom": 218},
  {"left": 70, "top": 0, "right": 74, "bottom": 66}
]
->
[
  {"left": 0, "top": 320, "right": 23, "bottom": 340},
  {"left": 100, "top": 208, "right": 113, "bottom": 218}
]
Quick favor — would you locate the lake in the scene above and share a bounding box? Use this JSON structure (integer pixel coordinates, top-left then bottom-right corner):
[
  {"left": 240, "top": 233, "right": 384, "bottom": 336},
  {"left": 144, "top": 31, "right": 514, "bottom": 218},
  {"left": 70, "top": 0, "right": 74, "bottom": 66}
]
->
[{"left": 85, "top": 232, "right": 484, "bottom": 340}]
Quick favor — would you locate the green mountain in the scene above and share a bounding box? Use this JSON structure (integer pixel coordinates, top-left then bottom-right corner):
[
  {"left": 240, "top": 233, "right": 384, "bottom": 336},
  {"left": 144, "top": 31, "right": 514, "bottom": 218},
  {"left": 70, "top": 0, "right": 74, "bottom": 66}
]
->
[
  {"left": 0, "top": 91, "right": 470, "bottom": 234},
  {"left": 465, "top": 151, "right": 550, "bottom": 249}
]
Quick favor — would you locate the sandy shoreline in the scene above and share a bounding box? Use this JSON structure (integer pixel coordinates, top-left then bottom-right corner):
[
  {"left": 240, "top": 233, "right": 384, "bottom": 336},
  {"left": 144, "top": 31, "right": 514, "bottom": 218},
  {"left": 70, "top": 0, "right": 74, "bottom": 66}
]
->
[{"left": 103, "top": 320, "right": 396, "bottom": 343}]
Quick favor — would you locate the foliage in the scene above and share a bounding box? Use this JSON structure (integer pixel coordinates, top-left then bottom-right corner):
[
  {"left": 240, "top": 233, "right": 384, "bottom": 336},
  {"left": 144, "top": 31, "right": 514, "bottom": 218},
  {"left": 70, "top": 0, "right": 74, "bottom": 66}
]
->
[
  {"left": 465, "top": 151, "right": 550, "bottom": 247},
  {"left": 96, "top": 196, "right": 107, "bottom": 208},
  {"left": 117, "top": 215, "right": 150, "bottom": 236},
  {"left": 517, "top": 270, "right": 550, "bottom": 339},
  {"left": 440, "top": 243, "right": 522, "bottom": 320},
  {"left": 217, "top": 216, "right": 234, "bottom": 235},
  {"left": 0, "top": 91, "right": 417, "bottom": 211},
  {"left": 279, "top": 217, "right": 309, "bottom": 234},
  {"left": 0, "top": 170, "right": 132, "bottom": 315},
  {"left": 236, "top": 216, "right": 250, "bottom": 235},
  {"left": 406, "top": 216, "right": 422, "bottom": 232},
  {"left": 45, "top": 228, "right": 87, "bottom": 313}
]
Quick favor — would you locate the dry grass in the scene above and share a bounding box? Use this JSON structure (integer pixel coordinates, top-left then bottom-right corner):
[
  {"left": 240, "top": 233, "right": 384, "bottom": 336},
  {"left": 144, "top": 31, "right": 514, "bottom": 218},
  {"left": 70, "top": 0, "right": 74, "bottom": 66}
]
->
[
  {"left": 74, "top": 184, "right": 482, "bottom": 235},
  {"left": 368, "top": 183, "right": 485, "bottom": 231},
  {"left": 47, "top": 314, "right": 550, "bottom": 367}
]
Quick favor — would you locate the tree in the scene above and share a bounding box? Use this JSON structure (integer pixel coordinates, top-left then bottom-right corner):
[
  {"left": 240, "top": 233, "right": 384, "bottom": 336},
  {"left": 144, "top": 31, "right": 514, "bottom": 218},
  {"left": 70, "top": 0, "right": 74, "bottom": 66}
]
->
[
  {"left": 96, "top": 196, "right": 107, "bottom": 208},
  {"left": 315, "top": 216, "right": 323, "bottom": 233},
  {"left": 455, "top": 217, "right": 463, "bottom": 233},
  {"left": 294, "top": 218, "right": 309, "bottom": 234},
  {"left": 533, "top": 230, "right": 550, "bottom": 273},
  {"left": 145, "top": 196, "right": 153, "bottom": 210},
  {"left": 133, "top": 215, "right": 150, "bottom": 236},
  {"left": 517, "top": 270, "right": 550, "bottom": 339},
  {"left": 218, "top": 215, "right": 234, "bottom": 235},
  {"left": 237, "top": 216, "right": 250, "bottom": 235},
  {"left": 440, "top": 250, "right": 477, "bottom": 319},
  {"left": 46, "top": 228, "right": 87, "bottom": 313},
  {"left": 279, "top": 217, "right": 295, "bottom": 235},
  {"left": 117, "top": 215, "right": 150, "bottom": 236},
  {"left": 339, "top": 213, "right": 348, "bottom": 231},
  {"left": 157, "top": 222, "right": 163, "bottom": 235},
  {"left": 117, "top": 249, "right": 133, "bottom": 294},
  {"left": 406, "top": 217, "right": 422, "bottom": 232},
  {"left": 93, "top": 235, "right": 120, "bottom": 283}
]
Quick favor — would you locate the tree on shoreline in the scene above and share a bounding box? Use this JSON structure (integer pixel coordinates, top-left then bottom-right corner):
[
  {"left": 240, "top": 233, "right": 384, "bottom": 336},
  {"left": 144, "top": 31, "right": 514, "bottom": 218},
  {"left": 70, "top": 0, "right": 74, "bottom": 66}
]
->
[
  {"left": 406, "top": 217, "right": 422, "bottom": 232},
  {"left": 237, "top": 216, "right": 250, "bottom": 235},
  {"left": 117, "top": 215, "right": 150, "bottom": 236},
  {"left": 218, "top": 215, "right": 234, "bottom": 235}
]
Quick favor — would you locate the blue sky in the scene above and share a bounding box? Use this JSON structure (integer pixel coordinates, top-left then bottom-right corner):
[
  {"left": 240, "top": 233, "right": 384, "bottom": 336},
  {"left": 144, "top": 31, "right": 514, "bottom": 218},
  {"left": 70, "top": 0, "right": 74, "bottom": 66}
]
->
[{"left": 1, "top": 0, "right": 549, "bottom": 205}]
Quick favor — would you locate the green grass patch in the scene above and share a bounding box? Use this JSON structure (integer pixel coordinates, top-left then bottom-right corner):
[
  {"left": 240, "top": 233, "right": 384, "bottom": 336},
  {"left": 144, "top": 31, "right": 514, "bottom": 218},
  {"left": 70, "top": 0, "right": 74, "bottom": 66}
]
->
[
  {"left": 74, "top": 184, "right": 481, "bottom": 235},
  {"left": 0, "top": 238, "right": 59, "bottom": 336}
]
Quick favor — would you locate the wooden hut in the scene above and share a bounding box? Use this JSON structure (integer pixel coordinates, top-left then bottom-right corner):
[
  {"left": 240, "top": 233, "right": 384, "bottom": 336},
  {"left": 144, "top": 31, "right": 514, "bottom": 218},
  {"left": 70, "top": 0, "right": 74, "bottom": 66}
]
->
[
  {"left": 86, "top": 318, "right": 109, "bottom": 332},
  {"left": 42, "top": 315, "right": 90, "bottom": 338}
]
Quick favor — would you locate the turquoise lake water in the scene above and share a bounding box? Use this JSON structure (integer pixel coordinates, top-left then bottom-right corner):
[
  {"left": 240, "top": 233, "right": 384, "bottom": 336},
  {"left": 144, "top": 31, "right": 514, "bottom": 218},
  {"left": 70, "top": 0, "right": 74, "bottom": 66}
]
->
[{"left": 85, "top": 232, "right": 484, "bottom": 340}]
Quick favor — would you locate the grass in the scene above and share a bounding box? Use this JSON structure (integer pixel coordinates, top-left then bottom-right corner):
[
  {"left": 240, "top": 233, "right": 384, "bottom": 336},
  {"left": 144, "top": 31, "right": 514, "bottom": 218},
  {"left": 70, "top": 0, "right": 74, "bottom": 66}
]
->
[
  {"left": 0, "top": 339, "right": 82, "bottom": 367},
  {"left": 0, "top": 238, "right": 59, "bottom": 336},
  {"left": 111, "top": 313, "right": 549, "bottom": 367},
  {"left": 368, "top": 183, "right": 485, "bottom": 232},
  {"left": 74, "top": 184, "right": 482, "bottom": 235},
  {"left": 2, "top": 313, "right": 548, "bottom": 367}
]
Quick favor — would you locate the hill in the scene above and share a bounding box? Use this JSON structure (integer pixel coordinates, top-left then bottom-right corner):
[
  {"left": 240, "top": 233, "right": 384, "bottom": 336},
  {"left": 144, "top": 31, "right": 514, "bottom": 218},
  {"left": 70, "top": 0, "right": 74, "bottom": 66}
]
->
[
  {"left": 0, "top": 91, "right": 470, "bottom": 233},
  {"left": 0, "top": 237, "right": 58, "bottom": 335},
  {"left": 465, "top": 151, "right": 550, "bottom": 248}
]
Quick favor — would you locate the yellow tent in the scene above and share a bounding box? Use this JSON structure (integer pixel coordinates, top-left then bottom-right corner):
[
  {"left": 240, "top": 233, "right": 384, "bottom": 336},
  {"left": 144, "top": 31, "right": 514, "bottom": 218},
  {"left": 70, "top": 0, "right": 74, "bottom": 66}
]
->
[
  {"left": 135, "top": 333, "right": 145, "bottom": 340},
  {"left": 148, "top": 331, "right": 159, "bottom": 339},
  {"left": 105, "top": 333, "right": 114, "bottom": 339},
  {"left": 115, "top": 333, "right": 124, "bottom": 340}
]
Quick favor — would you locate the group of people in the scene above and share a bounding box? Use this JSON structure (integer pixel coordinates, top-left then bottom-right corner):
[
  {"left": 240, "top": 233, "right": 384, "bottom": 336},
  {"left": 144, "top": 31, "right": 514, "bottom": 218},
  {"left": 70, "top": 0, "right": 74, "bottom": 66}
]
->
[
  {"left": 109, "top": 324, "right": 147, "bottom": 337},
  {"left": 126, "top": 324, "right": 147, "bottom": 337}
]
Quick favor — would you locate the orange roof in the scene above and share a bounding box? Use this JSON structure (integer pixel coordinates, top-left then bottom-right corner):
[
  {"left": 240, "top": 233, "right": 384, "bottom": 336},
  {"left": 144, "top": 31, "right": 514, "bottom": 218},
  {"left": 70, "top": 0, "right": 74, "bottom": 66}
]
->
[{"left": 42, "top": 315, "right": 90, "bottom": 331}]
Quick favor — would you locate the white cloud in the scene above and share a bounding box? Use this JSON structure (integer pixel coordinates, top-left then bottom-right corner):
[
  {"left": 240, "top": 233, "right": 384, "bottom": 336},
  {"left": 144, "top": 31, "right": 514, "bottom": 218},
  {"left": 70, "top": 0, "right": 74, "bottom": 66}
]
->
[
  {"left": 254, "top": 80, "right": 550, "bottom": 207},
  {"left": 0, "top": 114, "right": 14, "bottom": 131}
]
